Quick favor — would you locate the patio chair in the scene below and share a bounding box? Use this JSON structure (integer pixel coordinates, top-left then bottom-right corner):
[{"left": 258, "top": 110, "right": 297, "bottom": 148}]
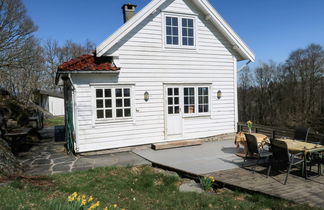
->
[
  {"left": 242, "top": 134, "right": 272, "bottom": 173},
  {"left": 267, "top": 139, "right": 304, "bottom": 184},
  {"left": 293, "top": 127, "right": 310, "bottom": 142}
]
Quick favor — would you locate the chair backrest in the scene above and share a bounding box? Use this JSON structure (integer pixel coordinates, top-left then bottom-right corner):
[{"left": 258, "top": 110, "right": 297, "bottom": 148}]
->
[
  {"left": 271, "top": 140, "right": 290, "bottom": 162},
  {"left": 245, "top": 133, "right": 259, "bottom": 155},
  {"left": 294, "top": 127, "right": 310, "bottom": 142}
]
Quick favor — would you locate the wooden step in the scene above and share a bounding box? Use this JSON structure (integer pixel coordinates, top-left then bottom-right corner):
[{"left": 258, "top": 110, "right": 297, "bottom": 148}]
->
[{"left": 151, "top": 139, "right": 204, "bottom": 150}]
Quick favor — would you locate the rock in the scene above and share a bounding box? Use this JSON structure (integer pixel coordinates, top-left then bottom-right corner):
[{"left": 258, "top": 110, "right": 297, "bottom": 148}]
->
[
  {"left": 0, "top": 138, "right": 23, "bottom": 177},
  {"left": 179, "top": 180, "right": 204, "bottom": 193},
  {"left": 153, "top": 168, "right": 180, "bottom": 178}
]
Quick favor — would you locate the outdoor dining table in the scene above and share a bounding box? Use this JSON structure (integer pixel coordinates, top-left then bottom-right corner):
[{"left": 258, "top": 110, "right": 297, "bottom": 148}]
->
[
  {"left": 277, "top": 138, "right": 324, "bottom": 178},
  {"left": 235, "top": 132, "right": 270, "bottom": 155}
]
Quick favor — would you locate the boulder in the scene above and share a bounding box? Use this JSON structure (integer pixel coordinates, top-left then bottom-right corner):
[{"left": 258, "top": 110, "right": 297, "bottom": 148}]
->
[{"left": 0, "top": 138, "right": 23, "bottom": 177}]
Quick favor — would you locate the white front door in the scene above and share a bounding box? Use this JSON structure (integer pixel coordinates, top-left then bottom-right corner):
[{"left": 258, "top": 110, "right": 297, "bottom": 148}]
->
[{"left": 165, "top": 86, "right": 182, "bottom": 137}]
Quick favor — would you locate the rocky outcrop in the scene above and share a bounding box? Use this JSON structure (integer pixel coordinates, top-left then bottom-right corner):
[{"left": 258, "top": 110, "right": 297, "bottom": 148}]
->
[{"left": 0, "top": 138, "right": 23, "bottom": 177}]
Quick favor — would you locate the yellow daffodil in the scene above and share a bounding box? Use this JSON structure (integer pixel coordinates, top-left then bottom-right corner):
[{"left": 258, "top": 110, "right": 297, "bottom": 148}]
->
[
  {"left": 95, "top": 201, "right": 100, "bottom": 207},
  {"left": 88, "top": 196, "right": 94, "bottom": 202},
  {"left": 113, "top": 204, "right": 117, "bottom": 208},
  {"left": 81, "top": 199, "right": 87, "bottom": 206},
  {"left": 77, "top": 196, "right": 81, "bottom": 202},
  {"left": 68, "top": 195, "right": 75, "bottom": 202},
  {"left": 72, "top": 192, "right": 78, "bottom": 197},
  {"left": 82, "top": 194, "right": 86, "bottom": 199},
  {"left": 104, "top": 207, "right": 108, "bottom": 210}
]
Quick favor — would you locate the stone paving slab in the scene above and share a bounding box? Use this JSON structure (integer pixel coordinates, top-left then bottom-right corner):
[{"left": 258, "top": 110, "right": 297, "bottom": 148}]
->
[{"left": 16, "top": 127, "right": 151, "bottom": 176}]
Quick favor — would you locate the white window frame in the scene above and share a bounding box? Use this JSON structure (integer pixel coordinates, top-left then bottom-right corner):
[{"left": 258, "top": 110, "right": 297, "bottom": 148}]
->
[
  {"left": 91, "top": 85, "right": 134, "bottom": 123},
  {"left": 163, "top": 13, "right": 196, "bottom": 49},
  {"left": 182, "top": 86, "right": 211, "bottom": 117}
]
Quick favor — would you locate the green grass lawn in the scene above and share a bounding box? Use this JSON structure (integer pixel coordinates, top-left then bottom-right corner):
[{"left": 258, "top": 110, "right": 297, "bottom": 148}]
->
[
  {"left": 0, "top": 166, "right": 318, "bottom": 210},
  {"left": 44, "top": 116, "right": 65, "bottom": 127}
]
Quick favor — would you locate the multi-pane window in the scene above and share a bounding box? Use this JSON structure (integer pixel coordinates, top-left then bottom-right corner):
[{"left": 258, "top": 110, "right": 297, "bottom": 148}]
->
[
  {"left": 198, "top": 87, "right": 209, "bottom": 113},
  {"left": 166, "top": 17, "right": 179, "bottom": 45},
  {"left": 184, "top": 87, "right": 195, "bottom": 114},
  {"left": 167, "top": 88, "right": 180, "bottom": 114},
  {"left": 95, "top": 87, "right": 131, "bottom": 120},
  {"left": 183, "top": 86, "right": 209, "bottom": 115},
  {"left": 182, "top": 18, "right": 194, "bottom": 46},
  {"left": 165, "top": 16, "right": 194, "bottom": 47}
]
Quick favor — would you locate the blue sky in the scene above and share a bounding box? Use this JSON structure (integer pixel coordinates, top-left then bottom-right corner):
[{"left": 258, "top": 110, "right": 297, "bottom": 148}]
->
[{"left": 23, "top": 0, "right": 324, "bottom": 65}]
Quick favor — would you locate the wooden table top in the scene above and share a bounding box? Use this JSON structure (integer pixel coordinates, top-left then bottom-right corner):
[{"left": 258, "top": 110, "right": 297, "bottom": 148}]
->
[{"left": 277, "top": 138, "right": 324, "bottom": 154}]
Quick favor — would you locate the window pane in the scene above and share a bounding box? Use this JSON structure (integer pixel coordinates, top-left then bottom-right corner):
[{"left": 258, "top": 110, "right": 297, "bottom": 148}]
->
[
  {"left": 204, "top": 96, "right": 208, "bottom": 103},
  {"left": 96, "top": 100, "right": 103, "bottom": 108},
  {"left": 184, "top": 97, "right": 188, "bottom": 104},
  {"left": 184, "top": 106, "right": 188, "bottom": 113},
  {"left": 182, "top": 28, "right": 187, "bottom": 36},
  {"left": 202, "top": 87, "right": 208, "bottom": 95},
  {"left": 166, "top": 36, "right": 172, "bottom": 44},
  {"left": 174, "top": 88, "right": 179, "bottom": 95},
  {"left": 188, "top": 38, "right": 194, "bottom": 46},
  {"left": 183, "top": 37, "right": 187, "bottom": 45},
  {"left": 198, "top": 96, "right": 202, "bottom": 104},
  {"left": 188, "top": 19, "right": 193, "bottom": 27},
  {"left": 116, "top": 99, "right": 123, "bottom": 107},
  {"left": 173, "top": 27, "right": 178, "bottom": 35},
  {"left": 97, "top": 110, "right": 104, "bottom": 118},
  {"left": 166, "top": 17, "right": 171, "bottom": 25},
  {"left": 168, "top": 97, "right": 173, "bottom": 105},
  {"left": 96, "top": 89, "right": 103, "bottom": 98},
  {"left": 188, "top": 105, "right": 195, "bottom": 113},
  {"left": 124, "top": 88, "right": 130, "bottom": 97},
  {"left": 174, "top": 97, "right": 179, "bottom": 105},
  {"left": 189, "top": 88, "right": 194, "bottom": 95},
  {"left": 173, "top": 37, "right": 178, "bottom": 45},
  {"left": 105, "top": 110, "right": 112, "bottom": 118},
  {"left": 116, "top": 109, "right": 123, "bottom": 117},
  {"left": 199, "top": 105, "right": 203, "bottom": 113},
  {"left": 204, "top": 105, "right": 208, "bottom": 112},
  {"left": 166, "top": 27, "right": 171, "bottom": 35},
  {"left": 182, "top": 18, "right": 187, "bottom": 27},
  {"left": 188, "top": 28, "right": 193, "bottom": 36},
  {"left": 184, "top": 88, "right": 188, "bottom": 95},
  {"left": 116, "top": 88, "right": 122, "bottom": 97},
  {"left": 105, "top": 99, "right": 112, "bottom": 108},
  {"left": 172, "top": 17, "right": 178, "bottom": 26},
  {"left": 198, "top": 88, "right": 202, "bottom": 95},
  {"left": 189, "top": 96, "right": 194, "bottom": 104},
  {"left": 124, "top": 109, "right": 131, "bottom": 117},
  {"left": 175, "top": 106, "right": 179, "bottom": 114},
  {"left": 124, "top": 99, "right": 130, "bottom": 107},
  {"left": 168, "top": 88, "right": 173, "bottom": 96},
  {"left": 104, "top": 89, "right": 111, "bottom": 97},
  {"left": 168, "top": 106, "right": 173, "bottom": 114}
]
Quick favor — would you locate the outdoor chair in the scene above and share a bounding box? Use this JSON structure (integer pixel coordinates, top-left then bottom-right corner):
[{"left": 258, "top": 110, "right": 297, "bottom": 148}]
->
[
  {"left": 267, "top": 139, "right": 304, "bottom": 185},
  {"left": 293, "top": 127, "right": 310, "bottom": 142},
  {"left": 242, "top": 133, "right": 272, "bottom": 173}
]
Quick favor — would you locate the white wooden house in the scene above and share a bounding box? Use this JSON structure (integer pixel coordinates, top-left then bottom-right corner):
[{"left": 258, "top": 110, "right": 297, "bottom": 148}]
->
[{"left": 56, "top": 0, "right": 255, "bottom": 153}]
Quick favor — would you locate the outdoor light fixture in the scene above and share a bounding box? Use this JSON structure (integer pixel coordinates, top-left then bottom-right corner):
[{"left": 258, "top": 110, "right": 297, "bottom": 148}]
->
[
  {"left": 144, "top": 91, "right": 149, "bottom": 102},
  {"left": 217, "top": 90, "right": 222, "bottom": 99}
]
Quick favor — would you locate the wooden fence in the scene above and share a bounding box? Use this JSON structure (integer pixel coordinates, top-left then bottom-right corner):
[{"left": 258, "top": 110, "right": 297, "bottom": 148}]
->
[{"left": 237, "top": 122, "right": 324, "bottom": 143}]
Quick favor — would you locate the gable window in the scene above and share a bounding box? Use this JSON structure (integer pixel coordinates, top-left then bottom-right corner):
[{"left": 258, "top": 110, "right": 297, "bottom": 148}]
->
[
  {"left": 165, "top": 15, "right": 195, "bottom": 47},
  {"left": 166, "top": 17, "right": 179, "bottom": 45},
  {"left": 95, "top": 87, "right": 132, "bottom": 121},
  {"left": 183, "top": 86, "right": 210, "bottom": 116},
  {"left": 182, "top": 18, "right": 194, "bottom": 46}
]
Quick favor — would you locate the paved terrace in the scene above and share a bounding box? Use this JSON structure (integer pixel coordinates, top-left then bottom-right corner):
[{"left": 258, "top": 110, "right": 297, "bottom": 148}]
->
[{"left": 16, "top": 127, "right": 324, "bottom": 208}]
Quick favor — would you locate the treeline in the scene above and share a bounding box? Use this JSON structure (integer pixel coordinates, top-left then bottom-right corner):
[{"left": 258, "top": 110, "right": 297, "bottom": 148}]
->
[
  {"left": 0, "top": 0, "right": 94, "bottom": 103},
  {"left": 238, "top": 44, "right": 324, "bottom": 132}
]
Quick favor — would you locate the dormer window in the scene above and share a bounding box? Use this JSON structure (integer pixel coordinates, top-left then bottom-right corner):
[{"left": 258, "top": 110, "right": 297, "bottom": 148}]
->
[{"left": 165, "top": 14, "right": 195, "bottom": 48}]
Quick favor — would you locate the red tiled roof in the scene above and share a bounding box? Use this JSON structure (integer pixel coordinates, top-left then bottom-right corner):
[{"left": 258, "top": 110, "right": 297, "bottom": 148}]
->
[{"left": 57, "top": 54, "right": 120, "bottom": 71}]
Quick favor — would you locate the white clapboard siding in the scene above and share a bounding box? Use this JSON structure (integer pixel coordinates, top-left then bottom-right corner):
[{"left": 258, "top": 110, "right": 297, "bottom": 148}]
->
[{"left": 72, "top": 0, "right": 239, "bottom": 152}]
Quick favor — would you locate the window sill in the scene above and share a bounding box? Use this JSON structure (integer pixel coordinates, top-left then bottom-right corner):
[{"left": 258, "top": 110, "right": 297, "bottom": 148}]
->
[
  {"left": 182, "top": 113, "right": 210, "bottom": 118},
  {"left": 164, "top": 45, "right": 196, "bottom": 50},
  {"left": 95, "top": 118, "right": 133, "bottom": 124}
]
